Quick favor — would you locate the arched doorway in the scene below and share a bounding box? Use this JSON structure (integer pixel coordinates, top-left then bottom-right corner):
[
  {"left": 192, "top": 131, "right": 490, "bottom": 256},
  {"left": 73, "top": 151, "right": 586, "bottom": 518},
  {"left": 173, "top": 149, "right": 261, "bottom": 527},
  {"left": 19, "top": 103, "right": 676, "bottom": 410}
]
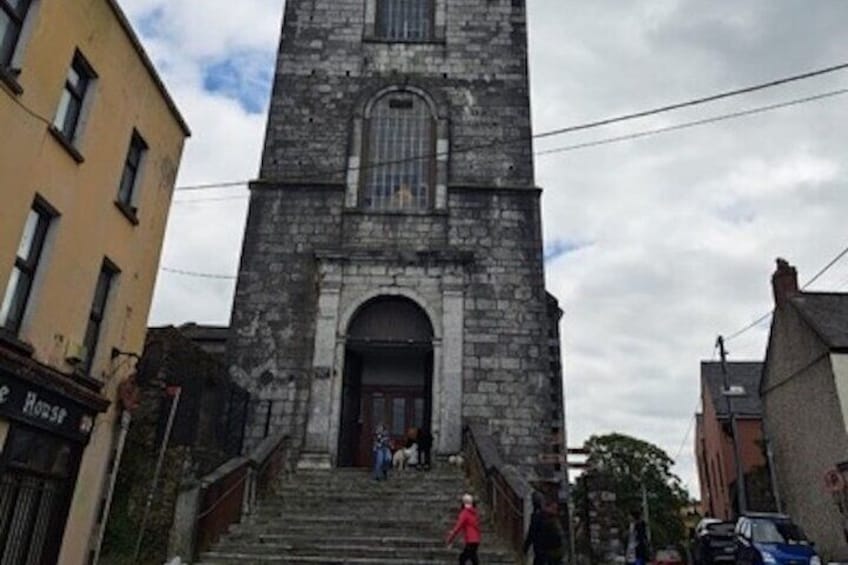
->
[{"left": 337, "top": 296, "right": 434, "bottom": 467}]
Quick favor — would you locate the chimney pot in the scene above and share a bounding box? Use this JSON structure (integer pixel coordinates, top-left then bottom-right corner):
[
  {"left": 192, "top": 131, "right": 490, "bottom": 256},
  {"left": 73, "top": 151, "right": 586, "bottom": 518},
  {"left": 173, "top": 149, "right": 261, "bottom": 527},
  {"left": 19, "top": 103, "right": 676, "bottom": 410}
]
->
[{"left": 772, "top": 258, "right": 799, "bottom": 308}]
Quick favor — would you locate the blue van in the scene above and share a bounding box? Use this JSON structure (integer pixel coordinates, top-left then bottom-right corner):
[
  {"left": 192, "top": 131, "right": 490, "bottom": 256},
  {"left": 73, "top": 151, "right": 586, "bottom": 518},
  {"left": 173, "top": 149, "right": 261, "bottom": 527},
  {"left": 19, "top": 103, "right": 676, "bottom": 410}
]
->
[{"left": 735, "top": 513, "right": 821, "bottom": 565}]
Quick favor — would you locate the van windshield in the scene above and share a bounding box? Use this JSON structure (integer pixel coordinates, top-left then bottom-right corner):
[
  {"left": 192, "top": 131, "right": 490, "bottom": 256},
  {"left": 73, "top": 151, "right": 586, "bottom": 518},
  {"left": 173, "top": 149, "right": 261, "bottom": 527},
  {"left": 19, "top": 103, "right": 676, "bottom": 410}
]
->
[{"left": 751, "top": 520, "right": 808, "bottom": 545}]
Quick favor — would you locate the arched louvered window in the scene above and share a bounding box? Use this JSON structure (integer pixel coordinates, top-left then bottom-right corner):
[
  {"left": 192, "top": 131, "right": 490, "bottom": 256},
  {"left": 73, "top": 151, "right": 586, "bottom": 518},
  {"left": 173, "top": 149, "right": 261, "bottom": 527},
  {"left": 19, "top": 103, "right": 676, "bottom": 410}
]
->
[
  {"left": 376, "top": 0, "right": 433, "bottom": 41},
  {"left": 363, "top": 92, "right": 434, "bottom": 211}
]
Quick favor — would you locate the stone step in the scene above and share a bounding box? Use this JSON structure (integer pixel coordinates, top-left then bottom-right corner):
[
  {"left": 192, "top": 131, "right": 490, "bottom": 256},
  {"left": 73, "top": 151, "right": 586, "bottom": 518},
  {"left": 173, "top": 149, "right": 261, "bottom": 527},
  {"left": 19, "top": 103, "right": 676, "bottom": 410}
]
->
[
  {"left": 246, "top": 508, "right": 490, "bottom": 527},
  {"left": 231, "top": 514, "right": 455, "bottom": 534},
  {"left": 225, "top": 520, "right": 500, "bottom": 539},
  {"left": 219, "top": 533, "right": 501, "bottom": 548},
  {"left": 208, "top": 541, "right": 512, "bottom": 559},
  {"left": 197, "top": 552, "right": 515, "bottom": 565},
  {"left": 199, "top": 466, "right": 517, "bottom": 565},
  {"left": 253, "top": 499, "right": 472, "bottom": 516},
  {"left": 275, "top": 476, "right": 467, "bottom": 491},
  {"left": 277, "top": 469, "right": 465, "bottom": 482},
  {"left": 262, "top": 491, "right": 462, "bottom": 504}
]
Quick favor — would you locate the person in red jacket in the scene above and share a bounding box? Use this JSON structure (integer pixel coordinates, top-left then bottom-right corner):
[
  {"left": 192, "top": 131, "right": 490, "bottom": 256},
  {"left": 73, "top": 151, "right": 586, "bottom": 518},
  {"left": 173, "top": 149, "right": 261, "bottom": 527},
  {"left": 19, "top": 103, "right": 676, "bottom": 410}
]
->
[{"left": 446, "top": 493, "right": 481, "bottom": 564}]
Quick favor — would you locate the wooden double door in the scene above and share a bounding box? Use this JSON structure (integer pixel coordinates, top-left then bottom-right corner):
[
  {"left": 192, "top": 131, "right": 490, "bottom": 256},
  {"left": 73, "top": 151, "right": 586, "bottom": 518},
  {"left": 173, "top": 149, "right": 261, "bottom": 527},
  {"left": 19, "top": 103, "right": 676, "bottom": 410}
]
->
[
  {"left": 355, "top": 386, "right": 427, "bottom": 467},
  {"left": 337, "top": 347, "right": 433, "bottom": 468}
]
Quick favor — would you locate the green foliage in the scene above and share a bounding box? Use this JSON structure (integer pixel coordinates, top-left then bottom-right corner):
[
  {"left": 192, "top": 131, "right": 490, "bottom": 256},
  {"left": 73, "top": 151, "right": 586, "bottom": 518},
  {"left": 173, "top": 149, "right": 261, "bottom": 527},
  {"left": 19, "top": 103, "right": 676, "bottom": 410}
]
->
[{"left": 573, "top": 433, "right": 690, "bottom": 555}]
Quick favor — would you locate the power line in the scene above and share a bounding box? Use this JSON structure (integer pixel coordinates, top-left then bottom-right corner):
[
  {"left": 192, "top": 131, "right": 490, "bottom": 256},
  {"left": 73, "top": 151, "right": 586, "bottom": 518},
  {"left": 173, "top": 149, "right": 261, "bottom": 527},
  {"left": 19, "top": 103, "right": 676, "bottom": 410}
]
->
[
  {"left": 802, "top": 243, "right": 848, "bottom": 289},
  {"left": 536, "top": 88, "right": 848, "bottom": 157},
  {"left": 172, "top": 195, "right": 249, "bottom": 205},
  {"left": 674, "top": 411, "right": 697, "bottom": 463},
  {"left": 725, "top": 312, "right": 773, "bottom": 343},
  {"left": 724, "top": 242, "right": 848, "bottom": 342},
  {"left": 174, "top": 84, "right": 848, "bottom": 193},
  {"left": 160, "top": 267, "right": 236, "bottom": 280}
]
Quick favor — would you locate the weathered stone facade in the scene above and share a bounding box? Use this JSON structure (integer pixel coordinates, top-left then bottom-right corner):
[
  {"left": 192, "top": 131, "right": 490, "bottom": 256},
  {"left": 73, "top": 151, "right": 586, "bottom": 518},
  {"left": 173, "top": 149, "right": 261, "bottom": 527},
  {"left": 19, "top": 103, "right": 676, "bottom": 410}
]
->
[{"left": 228, "top": 0, "right": 565, "bottom": 476}]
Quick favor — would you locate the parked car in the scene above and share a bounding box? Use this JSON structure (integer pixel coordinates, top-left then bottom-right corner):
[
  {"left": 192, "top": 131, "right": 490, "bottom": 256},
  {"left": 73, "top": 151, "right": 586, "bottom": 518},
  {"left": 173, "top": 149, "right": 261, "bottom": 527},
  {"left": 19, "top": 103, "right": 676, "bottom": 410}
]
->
[
  {"left": 653, "top": 548, "right": 685, "bottom": 565},
  {"left": 735, "top": 513, "right": 821, "bottom": 565},
  {"left": 692, "top": 520, "right": 736, "bottom": 564}
]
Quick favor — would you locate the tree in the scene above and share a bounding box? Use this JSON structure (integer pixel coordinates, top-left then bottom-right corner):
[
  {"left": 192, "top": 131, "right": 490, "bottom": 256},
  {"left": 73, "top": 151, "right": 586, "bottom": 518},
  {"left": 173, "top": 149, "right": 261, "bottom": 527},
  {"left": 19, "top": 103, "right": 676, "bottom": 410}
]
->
[{"left": 572, "top": 433, "right": 690, "bottom": 559}]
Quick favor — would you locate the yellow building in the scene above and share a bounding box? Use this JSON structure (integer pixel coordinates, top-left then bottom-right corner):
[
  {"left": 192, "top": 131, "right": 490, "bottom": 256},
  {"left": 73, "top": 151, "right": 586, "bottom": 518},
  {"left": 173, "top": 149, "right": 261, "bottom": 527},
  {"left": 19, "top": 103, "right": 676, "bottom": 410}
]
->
[{"left": 0, "top": 0, "right": 189, "bottom": 562}]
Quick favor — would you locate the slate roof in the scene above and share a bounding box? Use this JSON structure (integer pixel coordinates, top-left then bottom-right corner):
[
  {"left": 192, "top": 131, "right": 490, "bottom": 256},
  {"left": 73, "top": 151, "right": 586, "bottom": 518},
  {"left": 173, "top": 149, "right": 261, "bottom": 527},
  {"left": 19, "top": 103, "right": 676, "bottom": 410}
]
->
[
  {"left": 701, "top": 361, "right": 764, "bottom": 418},
  {"left": 789, "top": 292, "right": 848, "bottom": 350}
]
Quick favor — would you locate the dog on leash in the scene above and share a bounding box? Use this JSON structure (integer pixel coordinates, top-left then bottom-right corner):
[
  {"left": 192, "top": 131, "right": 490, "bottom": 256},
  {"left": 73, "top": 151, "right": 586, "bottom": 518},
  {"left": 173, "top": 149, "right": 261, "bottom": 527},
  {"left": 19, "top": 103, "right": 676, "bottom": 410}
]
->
[{"left": 392, "top": 443, "right": 420, "bottom": 470}]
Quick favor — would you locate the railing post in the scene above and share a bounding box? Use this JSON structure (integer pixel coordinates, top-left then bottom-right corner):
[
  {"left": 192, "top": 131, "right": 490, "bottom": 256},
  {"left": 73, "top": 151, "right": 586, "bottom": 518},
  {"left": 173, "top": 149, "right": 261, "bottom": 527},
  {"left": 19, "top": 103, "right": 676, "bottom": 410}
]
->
[
  {"left": 167, "top": 483, "right": 202, "bottom": 562},
  {"left": 242, "top": 465, "right": 256, "bottom": 516}
]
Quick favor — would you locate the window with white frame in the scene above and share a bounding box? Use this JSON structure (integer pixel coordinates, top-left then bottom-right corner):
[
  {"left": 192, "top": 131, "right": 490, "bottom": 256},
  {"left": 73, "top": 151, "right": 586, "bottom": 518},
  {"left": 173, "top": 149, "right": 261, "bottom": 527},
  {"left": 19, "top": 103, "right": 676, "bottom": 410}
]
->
[
  {"left": 53, "top": 51, "right": 95, "bottom": 143},
  {"left": 0, "top": 200, "right": 52, "bottom": 334},
  {"left": 376, "top": 0, "right": 433, "bottom": 41},
  {"left": 363, "top": 92, "right": 434, "bottom": 211},
  {"left": 0, "top": 0, "right": 31, "bottom": 68},
  {"left": 117, "top": 131, "right": 147, "bottom": 210}
]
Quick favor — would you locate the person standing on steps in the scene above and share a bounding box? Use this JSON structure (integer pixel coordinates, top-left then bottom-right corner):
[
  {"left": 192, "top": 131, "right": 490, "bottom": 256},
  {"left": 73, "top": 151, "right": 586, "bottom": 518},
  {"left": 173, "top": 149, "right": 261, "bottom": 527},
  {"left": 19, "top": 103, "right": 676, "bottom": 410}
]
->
[
  {"left": 417, "top": 425, "right": 433, "bottom": 470},
  {"left": 625, "top": 509, "right": 649, "bottom": 565},
  {"left": 524, "top": 492, "right": 548, "bottom": 564},
  {"left": 524, "top": 493, "right": 565, "bottom": 564},
  {"left": 373, "top": 424, "right": 391, "bottom": 481},
  {"left": 446, "top": 493, "right": 481, "bottom": 565}
]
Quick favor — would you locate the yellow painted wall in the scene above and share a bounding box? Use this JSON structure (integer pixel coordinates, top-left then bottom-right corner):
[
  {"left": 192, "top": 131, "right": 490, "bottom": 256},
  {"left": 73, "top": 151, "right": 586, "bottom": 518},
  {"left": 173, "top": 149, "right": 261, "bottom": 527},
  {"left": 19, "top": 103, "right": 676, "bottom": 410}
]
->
[
  {"left": 0, "top": 419, "right": 8, "bottom": 453},
  {"left": 0, "top": 0, "right": 188, "bottom": 562}
]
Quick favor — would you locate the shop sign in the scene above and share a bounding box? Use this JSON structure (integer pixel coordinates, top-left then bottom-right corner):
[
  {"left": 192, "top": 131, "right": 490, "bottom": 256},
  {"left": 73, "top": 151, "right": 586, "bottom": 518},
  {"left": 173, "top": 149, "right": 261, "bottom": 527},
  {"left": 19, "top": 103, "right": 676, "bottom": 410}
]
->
[{"left": 0, "top": 371, "right": 94, "bottom": 442}]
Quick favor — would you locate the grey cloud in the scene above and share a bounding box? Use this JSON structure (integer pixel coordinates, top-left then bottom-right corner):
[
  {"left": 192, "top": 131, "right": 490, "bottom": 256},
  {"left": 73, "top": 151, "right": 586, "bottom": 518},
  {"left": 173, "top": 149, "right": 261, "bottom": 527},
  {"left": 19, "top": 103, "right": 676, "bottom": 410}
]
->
[{"left": 132, "top": 0, "right": 848, "bottom": 495}]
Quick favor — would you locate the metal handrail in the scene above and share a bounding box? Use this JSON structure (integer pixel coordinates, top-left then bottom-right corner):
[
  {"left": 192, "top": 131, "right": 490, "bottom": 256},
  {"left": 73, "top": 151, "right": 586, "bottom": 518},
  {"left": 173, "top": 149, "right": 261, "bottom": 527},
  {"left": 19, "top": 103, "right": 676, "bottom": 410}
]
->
[
  {"left": 196, "top": 467, "right": 249, "bottom": 519},
  {"left": 463, "top": 424, "right": 529, "bottom": 561}
]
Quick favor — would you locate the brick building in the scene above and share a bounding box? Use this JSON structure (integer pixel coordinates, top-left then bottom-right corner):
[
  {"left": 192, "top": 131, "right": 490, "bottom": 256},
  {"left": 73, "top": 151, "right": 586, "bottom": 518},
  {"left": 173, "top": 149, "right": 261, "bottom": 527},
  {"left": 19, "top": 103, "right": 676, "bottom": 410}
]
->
[
  {"left": 227, "top": 0, "right": 566, "bottom": 478},
  {"left": 695, "top": 361, "right": 774, "bottom": 520}
]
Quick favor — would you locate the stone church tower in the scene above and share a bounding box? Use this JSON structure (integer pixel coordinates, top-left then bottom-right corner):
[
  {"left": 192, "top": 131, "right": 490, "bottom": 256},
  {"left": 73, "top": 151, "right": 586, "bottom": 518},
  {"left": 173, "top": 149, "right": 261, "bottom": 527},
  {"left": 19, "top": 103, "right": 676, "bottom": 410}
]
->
[{"left": 228, "top": 0, "right": 565, "bottom": 477}]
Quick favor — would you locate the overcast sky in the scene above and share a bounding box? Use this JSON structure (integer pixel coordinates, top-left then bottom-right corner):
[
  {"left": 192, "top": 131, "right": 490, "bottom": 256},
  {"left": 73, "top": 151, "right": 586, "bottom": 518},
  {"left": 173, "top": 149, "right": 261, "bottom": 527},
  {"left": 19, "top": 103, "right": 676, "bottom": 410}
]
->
[{"left": 129, "top": 0, "right": 848, "bottom": 496}]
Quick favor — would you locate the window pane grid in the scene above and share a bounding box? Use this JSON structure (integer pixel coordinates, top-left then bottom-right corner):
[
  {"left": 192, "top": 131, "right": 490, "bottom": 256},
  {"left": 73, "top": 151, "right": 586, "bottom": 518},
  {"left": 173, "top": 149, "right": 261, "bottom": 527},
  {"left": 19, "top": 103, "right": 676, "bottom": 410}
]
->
[
  {"left": 377, "top": 0, "right": 431, "bottom": 41},
  {"left": 54, "top": 54, "right": 92, "bottom": 140},
  {"left": 82, "top": 263, "right": 116, "bottom": 375},
  {"left": 365, "top": 94, "right": 433, "bottom": 211},
  {"left": 1, "top": 205, "right": 49, "bottom": 333},
  {"left": 117, "top": 134, "right": 145, "bottom": 205},
  {"left": 0, "top": 0, "right": 29, "bottom": 66}
]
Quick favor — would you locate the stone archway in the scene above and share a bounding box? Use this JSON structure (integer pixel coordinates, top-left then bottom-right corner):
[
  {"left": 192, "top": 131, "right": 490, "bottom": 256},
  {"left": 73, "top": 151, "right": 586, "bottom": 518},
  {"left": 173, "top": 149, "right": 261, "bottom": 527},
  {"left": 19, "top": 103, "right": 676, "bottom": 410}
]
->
[{"left": 337, "top": 296, "right": 435, "bottom": 467}]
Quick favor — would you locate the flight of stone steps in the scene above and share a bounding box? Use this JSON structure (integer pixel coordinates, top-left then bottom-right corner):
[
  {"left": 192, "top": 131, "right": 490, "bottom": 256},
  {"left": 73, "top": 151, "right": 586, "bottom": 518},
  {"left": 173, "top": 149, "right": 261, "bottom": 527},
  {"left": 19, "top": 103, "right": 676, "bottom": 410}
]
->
[{"left": 197, "top": 465, "right": 518, "bottom": 564}]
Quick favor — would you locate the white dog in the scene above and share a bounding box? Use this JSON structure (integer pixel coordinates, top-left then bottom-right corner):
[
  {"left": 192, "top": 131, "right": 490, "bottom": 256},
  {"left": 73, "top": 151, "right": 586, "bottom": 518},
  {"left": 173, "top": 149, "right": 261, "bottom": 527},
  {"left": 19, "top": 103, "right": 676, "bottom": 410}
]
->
[
  {"left": 448, "top": 454, "right": 465, "bottom": 468},
  {"left": 392, "top": 443, "right": 419, "bottom": 470}
]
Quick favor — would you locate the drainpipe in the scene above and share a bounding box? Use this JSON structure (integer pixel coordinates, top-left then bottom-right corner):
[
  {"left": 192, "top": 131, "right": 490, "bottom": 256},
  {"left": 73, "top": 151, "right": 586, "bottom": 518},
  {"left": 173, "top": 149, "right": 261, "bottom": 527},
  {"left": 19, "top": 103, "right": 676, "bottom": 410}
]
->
[
  {"left": 761, "top": 419, "right": 783, "bottom": 513},
  {"left": 91, "top": 410, "right": 132, "bottom": 565},
  {"left": 132, "top": 385, "right": 182, "bottom": 564}
]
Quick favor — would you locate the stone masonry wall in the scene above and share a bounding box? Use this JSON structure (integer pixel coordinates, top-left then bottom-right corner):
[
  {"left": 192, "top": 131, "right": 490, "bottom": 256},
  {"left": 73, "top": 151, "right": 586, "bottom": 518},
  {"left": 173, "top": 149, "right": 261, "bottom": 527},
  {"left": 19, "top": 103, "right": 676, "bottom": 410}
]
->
[
  {"left": 228, "top": 186, "right": 345, "bottom": 449},
  {"left": 228, "top": 0, "right": 565, "bottom": 474},
  {"left": 260, "top": 0, "right": 533, "bottom": 188},
  {"left": 449, "top": 187, "right": 552, "bottom": 470}
]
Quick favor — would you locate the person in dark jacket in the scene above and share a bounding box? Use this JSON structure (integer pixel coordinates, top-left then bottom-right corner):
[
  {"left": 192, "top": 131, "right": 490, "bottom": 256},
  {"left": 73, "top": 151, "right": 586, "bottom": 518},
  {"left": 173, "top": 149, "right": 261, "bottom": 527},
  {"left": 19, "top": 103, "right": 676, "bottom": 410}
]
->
[
  {"left": 524, "top": 492, "right": 548, "bottom": 563},
  {"left": 417, "top": 425, "right": 433, "bottom": 470},
  {"left": 626, "top": 510, "right": 649, "bottom": 565},
  {"left": 524, "top": 492, "right": 564, "bottom": 564},
  {"left": 446, "top": 493, "right": 481, "bottom": 565}
]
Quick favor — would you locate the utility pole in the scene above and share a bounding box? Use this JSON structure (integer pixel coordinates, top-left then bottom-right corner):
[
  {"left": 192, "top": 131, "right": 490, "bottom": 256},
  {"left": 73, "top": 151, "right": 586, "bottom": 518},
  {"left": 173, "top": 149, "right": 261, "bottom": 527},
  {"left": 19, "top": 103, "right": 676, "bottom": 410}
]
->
[
  {"left": 641, "top": 474, "right": 652, "bottom": 545},
  {"left": 716, "top": 335, "right": 748, "bottom": 517}
]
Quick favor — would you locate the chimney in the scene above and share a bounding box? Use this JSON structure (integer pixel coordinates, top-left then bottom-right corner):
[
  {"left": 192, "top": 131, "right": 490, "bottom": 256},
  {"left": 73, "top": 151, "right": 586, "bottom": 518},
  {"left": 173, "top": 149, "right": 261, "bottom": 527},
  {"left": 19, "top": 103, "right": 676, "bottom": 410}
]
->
[{"left": 772, "top": 258, "right": 799, "bottom": 308}]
